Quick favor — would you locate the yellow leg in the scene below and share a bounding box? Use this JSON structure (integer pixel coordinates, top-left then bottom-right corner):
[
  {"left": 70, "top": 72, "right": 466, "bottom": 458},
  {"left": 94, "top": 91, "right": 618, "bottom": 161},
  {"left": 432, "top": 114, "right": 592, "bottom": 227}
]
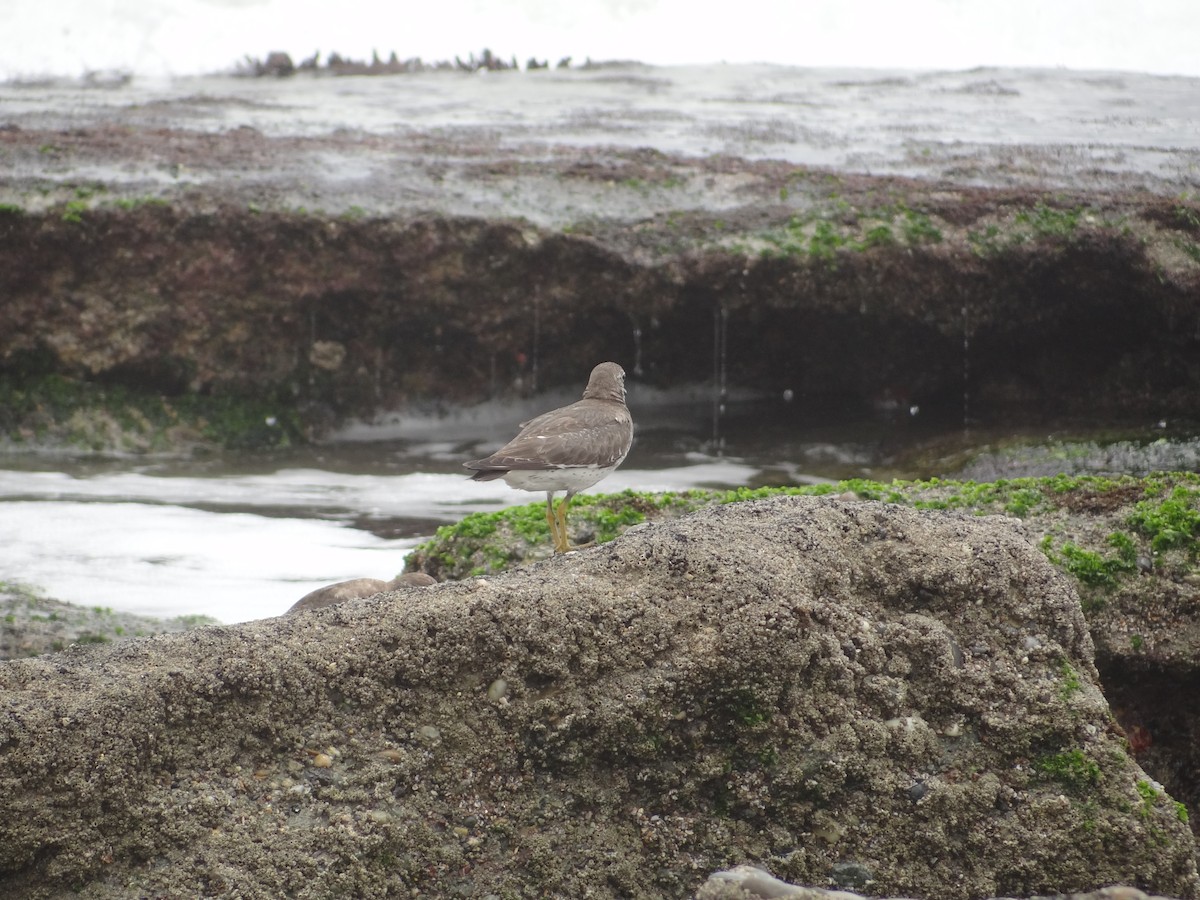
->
[
  {"left": 545, "top": 495, "right": 562, "bottom": 551},
  {"left": 553, "top": 493, "right": 573, "bottom": 553}
]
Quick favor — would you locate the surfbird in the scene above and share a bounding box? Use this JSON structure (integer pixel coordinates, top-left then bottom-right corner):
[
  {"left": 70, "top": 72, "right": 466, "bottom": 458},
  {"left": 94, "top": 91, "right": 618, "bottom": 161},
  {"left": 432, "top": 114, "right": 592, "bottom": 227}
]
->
[{"left": 465, "top": 361, "right": 634, "bottom": 553}]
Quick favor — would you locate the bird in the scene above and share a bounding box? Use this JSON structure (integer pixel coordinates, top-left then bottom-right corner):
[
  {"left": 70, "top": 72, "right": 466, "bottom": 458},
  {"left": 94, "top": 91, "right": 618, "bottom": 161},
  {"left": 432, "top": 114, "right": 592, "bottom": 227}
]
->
[{"left": 464, "top": 361, "right": 634, "bottom": 554}]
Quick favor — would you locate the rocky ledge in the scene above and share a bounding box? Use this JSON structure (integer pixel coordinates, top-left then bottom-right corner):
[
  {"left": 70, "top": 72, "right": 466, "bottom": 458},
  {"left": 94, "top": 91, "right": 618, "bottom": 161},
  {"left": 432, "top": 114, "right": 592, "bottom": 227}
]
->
[
  {"left": 1, "top": 69, "right": 1199, "bottom": 449},
  {"left": 1, "top": 497, "right": 1197, "bottom": 898}
]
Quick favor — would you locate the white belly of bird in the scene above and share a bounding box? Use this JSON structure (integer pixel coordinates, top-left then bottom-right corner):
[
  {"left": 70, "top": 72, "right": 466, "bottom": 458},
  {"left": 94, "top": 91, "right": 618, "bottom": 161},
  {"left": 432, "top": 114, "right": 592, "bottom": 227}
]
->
[{"left": 502, "top": 465, "right": 616, "bottom": 494}]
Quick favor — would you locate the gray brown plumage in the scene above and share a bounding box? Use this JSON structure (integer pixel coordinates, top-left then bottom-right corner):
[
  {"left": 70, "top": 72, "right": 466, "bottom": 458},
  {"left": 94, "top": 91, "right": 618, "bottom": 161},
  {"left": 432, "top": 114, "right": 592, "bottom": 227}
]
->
[{"left": 464, "top": 361, "right": 633, "bottom": 553}]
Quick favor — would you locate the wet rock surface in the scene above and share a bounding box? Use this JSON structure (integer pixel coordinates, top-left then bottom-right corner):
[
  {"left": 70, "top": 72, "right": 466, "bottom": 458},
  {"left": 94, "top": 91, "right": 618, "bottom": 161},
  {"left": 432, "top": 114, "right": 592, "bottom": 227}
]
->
[
  {"left": 0, "top": 582, "right": 216, "bottom": 660},
  {"left": 1, "top": 66, "right": 1199, "bottom": 447},
  {"left": 2, "top": 497, "right": 1197, "bottom": 898}
]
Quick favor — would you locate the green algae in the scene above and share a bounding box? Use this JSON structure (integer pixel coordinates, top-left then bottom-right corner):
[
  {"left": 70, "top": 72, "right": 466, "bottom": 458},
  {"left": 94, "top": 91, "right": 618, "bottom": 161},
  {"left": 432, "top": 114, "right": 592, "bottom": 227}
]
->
[
  {"left": 1043, "top": 537, "right": 1138, "bottom": 590},
  {"left": 1036, "top": 749, "right": 1101, "bottom": 791},
  {"left": 1127, "top": 484, "right": 1200, "bottom": 555},
  {"left": 0, "top": 373, "right": 304, "bottom": 453},
  {"left": 407, "top": 474, "right": 1200, "bottom": 611},
  {"left": 742, "top": 203, "right": 942, "bottom": 267}
]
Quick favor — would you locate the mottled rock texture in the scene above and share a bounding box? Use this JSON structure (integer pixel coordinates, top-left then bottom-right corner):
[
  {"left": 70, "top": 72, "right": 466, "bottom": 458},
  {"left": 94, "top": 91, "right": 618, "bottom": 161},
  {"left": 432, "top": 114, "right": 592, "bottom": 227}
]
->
[{"left": 1, "top": 497, "right": 1196, "bottom": 898}]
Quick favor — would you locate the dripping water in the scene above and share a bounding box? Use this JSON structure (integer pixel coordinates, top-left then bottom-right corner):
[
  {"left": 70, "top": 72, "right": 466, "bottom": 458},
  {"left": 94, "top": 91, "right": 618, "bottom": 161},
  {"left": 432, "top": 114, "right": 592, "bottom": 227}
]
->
[
  {"left": 531, "top": 291, "right": 541, "bottom": 394},
  {"left": 711, "top": 303, "right": 729, "bottom": 455},
  {"left": 630, "top": 318, "right": 644, "bottom": 377},
  {"left": 962, "top": 301, "right": 971, "bottom": 432}
]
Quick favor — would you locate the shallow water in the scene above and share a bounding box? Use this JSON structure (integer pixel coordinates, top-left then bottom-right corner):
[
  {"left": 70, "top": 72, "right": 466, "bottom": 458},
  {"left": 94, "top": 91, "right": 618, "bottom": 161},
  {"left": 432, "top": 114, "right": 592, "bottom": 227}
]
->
[{"left": 2, "top": 391, "right": 1197, "bottom": 624}]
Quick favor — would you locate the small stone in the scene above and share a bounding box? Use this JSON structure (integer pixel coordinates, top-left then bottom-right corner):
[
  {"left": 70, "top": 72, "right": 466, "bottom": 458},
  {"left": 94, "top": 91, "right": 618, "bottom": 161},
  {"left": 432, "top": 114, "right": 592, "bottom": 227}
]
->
[
  {"left": 311, "top": 753, "right": 333, "bottom": 768},
  {"left": 1096, "top": 888, "right": 1150, "bottom": 900},
  {"left": 829, "top": 861, "right": 875, "bottom": 890},
  {"left": 418, "top": 725, "right": 441, "bottom": 742},
  {"left": 487, "top": 678, "right": 508, "bottom": 701}
]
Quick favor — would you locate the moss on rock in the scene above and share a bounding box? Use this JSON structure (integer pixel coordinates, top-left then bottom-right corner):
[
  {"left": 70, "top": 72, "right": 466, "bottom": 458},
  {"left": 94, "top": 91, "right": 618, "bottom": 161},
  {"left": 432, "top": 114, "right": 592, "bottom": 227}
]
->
[{"left": 2, "top": 497, "right": 1197, "bottom": 898}]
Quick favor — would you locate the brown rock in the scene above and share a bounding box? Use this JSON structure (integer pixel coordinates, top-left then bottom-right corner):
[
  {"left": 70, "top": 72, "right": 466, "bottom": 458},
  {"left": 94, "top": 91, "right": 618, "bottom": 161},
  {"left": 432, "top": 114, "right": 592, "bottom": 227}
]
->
[
  {"left": 0, "top": 498, "right": 1195, "bottom": 898},
  {"left": 287, "top": 572, "right": 436, "bottom": 614}
]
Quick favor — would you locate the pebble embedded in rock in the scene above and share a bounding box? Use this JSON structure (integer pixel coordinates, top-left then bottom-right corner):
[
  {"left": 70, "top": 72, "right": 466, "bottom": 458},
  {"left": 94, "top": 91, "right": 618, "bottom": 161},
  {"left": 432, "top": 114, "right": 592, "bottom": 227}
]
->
[{"left": 487, "top": 678, "right": 508, "bottom": 701}]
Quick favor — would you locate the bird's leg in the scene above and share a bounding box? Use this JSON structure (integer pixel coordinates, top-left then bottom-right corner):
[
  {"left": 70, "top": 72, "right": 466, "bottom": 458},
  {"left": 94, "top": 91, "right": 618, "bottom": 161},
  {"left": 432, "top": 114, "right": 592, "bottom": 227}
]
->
[
  {"left": 553, "top": 491, "right": 575, "bottom": 553},
  {"left": 545, "top": 492, "right": 562, "bottom": 550}
]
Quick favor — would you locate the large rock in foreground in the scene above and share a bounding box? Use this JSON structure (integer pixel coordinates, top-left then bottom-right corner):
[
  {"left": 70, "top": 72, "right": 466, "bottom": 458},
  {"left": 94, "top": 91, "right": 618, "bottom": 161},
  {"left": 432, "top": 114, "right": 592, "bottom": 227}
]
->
[{"left": 1, "top": 498, "right": 1196, "bottom": 899}]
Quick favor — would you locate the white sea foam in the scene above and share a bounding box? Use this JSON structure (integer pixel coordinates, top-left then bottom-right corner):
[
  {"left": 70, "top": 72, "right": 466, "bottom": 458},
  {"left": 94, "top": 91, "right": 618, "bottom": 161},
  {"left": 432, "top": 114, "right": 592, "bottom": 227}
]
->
[{"left": 0, "top": 461, "right": 760, "bottom": 623}]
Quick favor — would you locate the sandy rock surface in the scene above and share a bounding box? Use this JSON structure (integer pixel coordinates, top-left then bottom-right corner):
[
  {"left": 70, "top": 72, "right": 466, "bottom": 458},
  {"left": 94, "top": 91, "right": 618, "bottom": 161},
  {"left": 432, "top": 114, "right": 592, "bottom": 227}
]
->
[
  {"left": 1, "top": 496, "right": 1196, "bottom": 898},
  {"left": 0, "top": 583, "right": 215, "bottom": 660}
]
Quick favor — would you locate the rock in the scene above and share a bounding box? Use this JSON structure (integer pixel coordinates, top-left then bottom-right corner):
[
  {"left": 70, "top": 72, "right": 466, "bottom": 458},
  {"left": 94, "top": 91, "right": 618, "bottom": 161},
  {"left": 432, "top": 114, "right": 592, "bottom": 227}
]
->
[
  {"left": 409, "top": 474, "right": 1200, "bottom": 828},
  {"left": 286, "top": 572, "right": 436, "bottom": 614},
  {"left": 693, "top": 871, "right": 1180, "bottom": 900},
  {"left": 1, "top": 497, "right": 1196, "bottom": 898},
  {"left": 697, "top": 865, "right": 867, "bottom": 899},
  {"left": 0, "top": 585, "right": 217, "bottom": 661}
]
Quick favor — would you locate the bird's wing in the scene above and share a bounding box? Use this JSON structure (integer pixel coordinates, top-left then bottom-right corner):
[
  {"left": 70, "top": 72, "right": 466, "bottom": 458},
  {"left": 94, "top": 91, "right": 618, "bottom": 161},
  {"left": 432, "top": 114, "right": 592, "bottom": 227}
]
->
[{"left": 471, "top": 401, "right": 632, "bottom": 471}]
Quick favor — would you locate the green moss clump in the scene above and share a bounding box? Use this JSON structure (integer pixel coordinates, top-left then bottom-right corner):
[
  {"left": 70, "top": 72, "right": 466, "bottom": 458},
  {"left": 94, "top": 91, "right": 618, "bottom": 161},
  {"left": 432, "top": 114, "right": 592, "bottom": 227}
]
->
[
  {"left": 1016, "top": 203, "right": 1083, "bottom": 238},
  {"left": 1058, "top": 660, "right": 1083, "bottom": 701},
  {"left": 1036, "top": 749, "right": 1101, "bottom": 791},
  {"left": 0, "top": 374, "right": 305, "bottom": 452},
  {"left": 899, "top": 207, "right": 943, "bottom": 243},
  {"left": 1133, "top": 778, "right": 1186, "bottom": 822},
  {"left": 1051, "top": 541, "right": 1137, "bottom": 589},
  {"left": 408, "top": 474, "right": 1199, "bottom": 594},
  {"left": 1127, "top": 485, "right": 1200, "bottom": 555}
]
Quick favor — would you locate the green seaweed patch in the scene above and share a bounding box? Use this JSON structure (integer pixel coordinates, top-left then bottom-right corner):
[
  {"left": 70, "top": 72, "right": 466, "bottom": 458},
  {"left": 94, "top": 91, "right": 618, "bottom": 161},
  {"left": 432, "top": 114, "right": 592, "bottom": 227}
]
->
[
  {"left": 61, "top": 199, "right": 89, "bottom": 224},
  {"left": 407, "top": 475, "right": 1199, "bottom": 593},
  {"left": 74, "top": 633, "right": 111, "bottom": 646},
  {"left": 0, "top": 580, "right": 46, "bottom": 602},
  {"left": 968, "top": 203, "right": 1122, "bottom": 256},
  {"left": 1127, "top": 484, "right": 1200, "bottom": 556},
  {"left": 1058, "top": 659, "right": 1083, "bottom": 701},
  {"left": 1044, "top": 538, "right": 1137, "bottom": 590},
  {"left": 1135, "top": 778, "right": 1188, "bottom": 824},
  {"left": 410, "top": 490, "right": 699, "bottom": 579},
  {"left": 1036, "top": 749, "right": 1101, "bottom": 791},
  {"left": 1016, "top": 202, "right": 1083, "bottom": 238},
  {"left": 743, "top": 203, "right": 941, "bottom": 267},
  {"left": 173, "top": 614, "right": 221, "bottom": 629},
  {"left": 0, "top": 373, "right": 305, "bottom": 452}
]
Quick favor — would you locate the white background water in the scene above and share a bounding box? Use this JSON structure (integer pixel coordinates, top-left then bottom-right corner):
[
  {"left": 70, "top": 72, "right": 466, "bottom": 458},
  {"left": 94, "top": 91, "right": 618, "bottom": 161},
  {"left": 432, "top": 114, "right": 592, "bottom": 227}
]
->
[
  {"left": 0, "top": 455, "right": 763, "bottom": 623},
  {"left": 0, "top": 392, "right": 782, "bottom": 623},
  {"left": 3, "top": 0, "right": 1199, "bottom": 80}
]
